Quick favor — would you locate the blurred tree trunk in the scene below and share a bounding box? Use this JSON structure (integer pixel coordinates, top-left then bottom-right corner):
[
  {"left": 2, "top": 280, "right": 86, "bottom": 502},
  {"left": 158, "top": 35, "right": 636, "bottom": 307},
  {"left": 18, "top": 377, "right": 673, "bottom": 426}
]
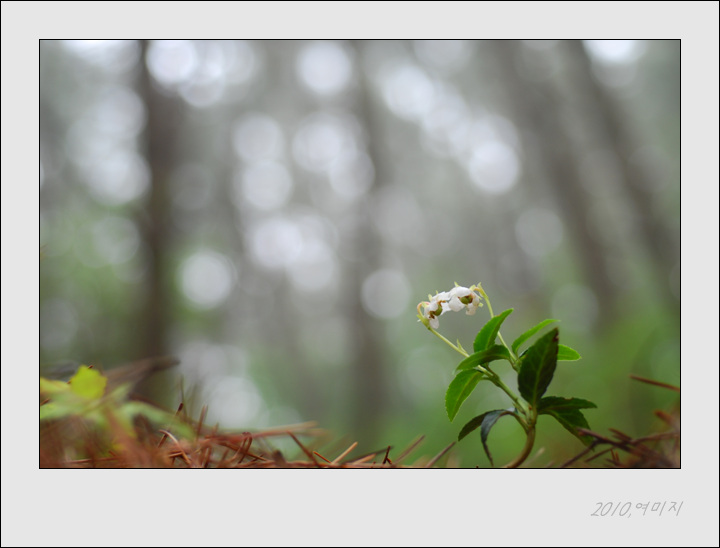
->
[
  {"left": 345, "top": 41, "right": 391, "bottom": 443},
  {"left": 489, "top": 40, "right": 618, "bottom": 327},
  {"left": 136, "top": 40, "right": 182, "bottom": 360},
  {"left": 563, "top": 40, "right": 679, "bottom": 315},
  {"left": 259, "top": 41, "right": 325, "bottom": 422}
]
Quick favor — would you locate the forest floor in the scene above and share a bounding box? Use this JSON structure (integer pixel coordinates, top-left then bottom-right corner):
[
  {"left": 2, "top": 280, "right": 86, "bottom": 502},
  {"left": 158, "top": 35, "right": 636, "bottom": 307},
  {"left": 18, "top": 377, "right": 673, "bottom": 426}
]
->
[{"left": 40, "top": 380, "right": 679, "bottom": 469}]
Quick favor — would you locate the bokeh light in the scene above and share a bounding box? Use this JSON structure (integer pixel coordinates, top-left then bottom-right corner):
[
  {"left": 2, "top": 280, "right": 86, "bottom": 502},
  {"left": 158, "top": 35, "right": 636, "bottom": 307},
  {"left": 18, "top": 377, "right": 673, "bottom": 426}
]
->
[
  {"left": 297, "top": 41, "right": 352, "bottom": 96},
  {"left": 234, "top": 161, "right": 293, "bottom": 211},
  {"left": 179, "top": 250, "right": 236, "bottom": 310},
  {"left": 361, "top": 268, "right": 411, "bottom": 319},
  {"left": 233, "top": 113, "right": 284, "bottom": 163}
]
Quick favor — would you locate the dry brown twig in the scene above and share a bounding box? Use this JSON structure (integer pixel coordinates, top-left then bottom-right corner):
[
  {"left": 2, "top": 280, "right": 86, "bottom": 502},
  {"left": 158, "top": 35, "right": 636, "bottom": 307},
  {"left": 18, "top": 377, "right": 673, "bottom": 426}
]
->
[
  {"left": 41, "top": 365, "right": 677, "bottom": 468},
  {"left": 559, "top": 375, "right": 679, "bottom": 469},
  {"left": 40, "top": 404, "right": 455, "bottom": 469}
]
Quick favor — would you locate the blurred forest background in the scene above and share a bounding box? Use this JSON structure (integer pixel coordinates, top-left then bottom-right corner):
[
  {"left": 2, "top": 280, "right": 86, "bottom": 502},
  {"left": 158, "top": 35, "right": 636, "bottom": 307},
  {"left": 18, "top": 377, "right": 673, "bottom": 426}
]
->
[{"left": 39, "top": 40, "right": 679, "bottom": 466}]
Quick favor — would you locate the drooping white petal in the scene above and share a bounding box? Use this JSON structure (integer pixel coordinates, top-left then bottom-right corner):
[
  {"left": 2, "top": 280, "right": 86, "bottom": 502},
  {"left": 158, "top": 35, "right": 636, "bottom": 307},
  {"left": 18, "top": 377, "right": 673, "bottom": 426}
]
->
[
  {"left": 448, "top": 295, "right": 465, "bottom": 311},
  {"left": 450, "top": 286, "right": 471, "bottom": 299}
]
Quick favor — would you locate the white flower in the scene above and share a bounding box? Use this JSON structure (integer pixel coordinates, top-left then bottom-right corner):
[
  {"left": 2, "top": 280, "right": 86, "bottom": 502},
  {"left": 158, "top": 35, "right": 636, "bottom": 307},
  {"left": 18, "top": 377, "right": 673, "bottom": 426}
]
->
[
  {"left": 418, "top": 284, "right": 483, "bottom": 329},
  {"left": 425, "top": 298, "right": 440, "bottom": 315},
  {"left": 449, "top": 286, "right": 482, "bottom": 314},
  {"left": 448, "top": 286, "right": 470, "bottom": 311},
  {"left": 449, "top": 286, "right": 471, "bottom": 299},
  {"left": 421, "top": 296, "right": 442, "bottom": 329},
  {"left": 421, "top": 304, "right": 441, "bottom": 329}
]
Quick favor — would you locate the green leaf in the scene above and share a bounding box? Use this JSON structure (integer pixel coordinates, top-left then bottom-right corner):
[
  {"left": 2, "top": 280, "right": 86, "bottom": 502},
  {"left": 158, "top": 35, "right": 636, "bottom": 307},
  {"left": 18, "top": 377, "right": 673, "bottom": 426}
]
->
[
  {"left": 39, "top": 390, "right": 101, "bottom": 421},
  {"left": 68, "top": 366, "right": 107, "bottom": 400},
  {"left": 40, "top": 402, "right": 71, "bottom": 421},
  {"left": 538, "top": 396, "right": 597, "bottom": 412},
  {"left": 446, "top": 370, "right": 486, "bottom": 422},
  {"left": 540, "top": 407, "right": 594, "bottom": 446},
  {"left": 121, "top": 401, "right": 196, "bottom": 440},
  {"left": 457, "top": 414, "right": 485, "bottom": 442},
  {"left": 455, "top": 345, "right": 511, "bottom": 372},
  {"left": 557, "top": 344, "right": 581, "bottom": 361},
  {"left": 458, "top": 409, "right": 516, "bottom": 467},
  {"left": 538, "top": 395, "right": 595, "bottom": 445},
  {"left": 40, "top": 377, "right": 72, "bottom": 396},
  {"left": 511, "top": 319, "right": 558, "bottom": 354},
  {"left": 473, "top": 309, "right": 513, "bottom": 353},
  {"left": 517, "top": 328, "right": 559, "bottom": 407}
]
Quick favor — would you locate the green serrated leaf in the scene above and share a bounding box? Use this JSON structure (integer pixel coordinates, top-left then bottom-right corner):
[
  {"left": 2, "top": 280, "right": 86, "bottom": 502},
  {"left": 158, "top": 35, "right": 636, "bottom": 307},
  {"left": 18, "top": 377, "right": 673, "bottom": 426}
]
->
[
  {"left": 511, "top": 319, "right": 558, "bottom": 354},
  {"left": 455, "top": 345, "right": 511, "bottom": 372},
  {"left": 517, "top": 328, "right": 559, "bottom": 407},
  {"left": 458, "top": 409, "right": 515, "bottom": 467},
  {"left": 446, "top": 370, "right": 486, "bottom": 422},
  {"left": 457, "top": 414, "right": 486, "bottom": 442},
  {"left": 541, "top": 408, "right": 593, "bottom": 446},
  {"left": 557, "top": 344, "right": 581, "bottom": 361},
  {"left": 538, "top": 396, "right": 597, "bottom": 412},
  {"left": 473, "top": 309, "right": 513, "bottom": 353},
  {"left": 68, "top": 365, "right": 107, "bottom": 400}
]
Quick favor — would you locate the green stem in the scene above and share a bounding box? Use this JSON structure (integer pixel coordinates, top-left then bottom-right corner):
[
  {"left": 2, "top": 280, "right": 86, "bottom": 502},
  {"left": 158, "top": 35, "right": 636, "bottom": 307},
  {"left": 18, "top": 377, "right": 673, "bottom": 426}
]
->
[
  {"left": 477, "top": 284, "right": 536, "bottom": 467},
  {"left": 477, "top": 285, "right": 518, "bottom": 369},
  {"left": 498, "top": 333, "right": 515, "bottom": 361},
  {"left": 427, "top": 325, "right": 469, "bottom": 358},
  {"left": 423, "top": 309, "right": 527, "bottom": 417},
  {"left": 477, "top": 284, "right": 494, "bottom": 316},
  {"left": 482, "top": 368, "right": 529, "bottom": 419},
  {"left": 503, "top": 424, "right": 536, "bottom": 469}
]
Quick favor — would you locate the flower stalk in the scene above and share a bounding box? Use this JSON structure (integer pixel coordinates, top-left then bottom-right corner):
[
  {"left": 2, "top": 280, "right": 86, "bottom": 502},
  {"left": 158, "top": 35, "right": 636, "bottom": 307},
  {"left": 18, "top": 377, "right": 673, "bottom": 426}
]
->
[{"left": 417, "top": 282, "right": 543, "bottom": 468}]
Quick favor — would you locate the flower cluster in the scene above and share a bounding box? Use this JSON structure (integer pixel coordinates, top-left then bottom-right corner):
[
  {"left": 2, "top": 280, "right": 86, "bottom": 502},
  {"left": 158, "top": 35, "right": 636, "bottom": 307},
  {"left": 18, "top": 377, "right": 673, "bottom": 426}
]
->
[{"left": 418, "top": 284, "right": 483, "bottom": 329}]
